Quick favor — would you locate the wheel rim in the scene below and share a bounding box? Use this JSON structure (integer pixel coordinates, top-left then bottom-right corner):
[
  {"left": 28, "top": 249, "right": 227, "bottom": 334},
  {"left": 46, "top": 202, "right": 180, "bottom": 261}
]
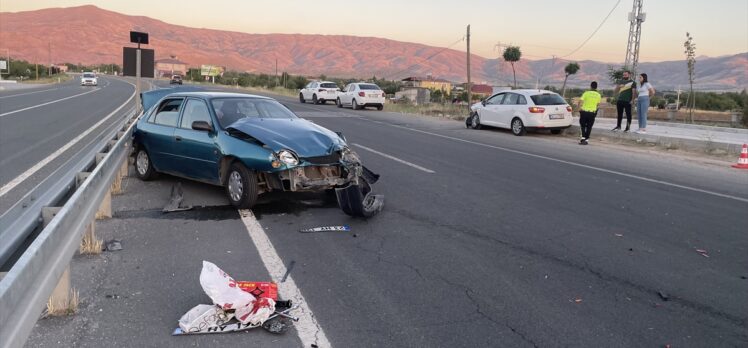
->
[
  {"left": 136, "top": 150, "right": 149, "bottom": 175},
  {"left": 471, "top": 115, "right": 479, "bottom": 128},
  {"left": 512, "top": 120, "right": 522, "bottom": 134},
  {"left": 228, "top": 171, "right": 243, "bottom": 202}
]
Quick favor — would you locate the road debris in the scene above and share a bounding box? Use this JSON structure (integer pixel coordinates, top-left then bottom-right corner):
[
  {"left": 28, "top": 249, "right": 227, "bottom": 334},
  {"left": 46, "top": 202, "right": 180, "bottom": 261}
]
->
[
  {"left": 573, "top": 298, "right": 583, "bottom": 303},
  {"left": 163, "top": 182, "right": 193, "bottom": 213},
  {"left": 695, "top": 249, "right": 710, "bottom": 258},
  {"left": 299, "top": 225, "right": 351, "bottom": 233},
  {"left": 104, "top": 239, "right": 122, "bottom": 252},
  {"left": 657, "top": 291, "right": 669, "bottom": 301},
  {"left": 281, "top": 261, "right": 296, "bottom": 283},
  {"left": 173, "top": 261, "right": 298, "bottom": 336},
  {"left": 614, "top": 233, "right": 624, "bottom": 237}
]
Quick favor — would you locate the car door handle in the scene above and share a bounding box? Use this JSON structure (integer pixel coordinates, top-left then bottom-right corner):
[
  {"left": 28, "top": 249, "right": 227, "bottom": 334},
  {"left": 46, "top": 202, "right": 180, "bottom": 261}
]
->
[{"left": 175, "top": 136, "right": 182, "bottom": 142}]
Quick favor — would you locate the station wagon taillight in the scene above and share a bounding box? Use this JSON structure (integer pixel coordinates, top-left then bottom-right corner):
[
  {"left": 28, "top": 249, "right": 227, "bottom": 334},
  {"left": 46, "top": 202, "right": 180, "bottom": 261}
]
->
[
  {"left": 528, "top": 107, "right": 545, "bottom": 113},
  {"left": 319, "top": 88, "right": 326, "bottom": 92},
  {"left": 358, "top": 92, "right": 365, "bottom": 97},
  {"left": 566, "top": 106, "right": 573, "bottom": 112}
]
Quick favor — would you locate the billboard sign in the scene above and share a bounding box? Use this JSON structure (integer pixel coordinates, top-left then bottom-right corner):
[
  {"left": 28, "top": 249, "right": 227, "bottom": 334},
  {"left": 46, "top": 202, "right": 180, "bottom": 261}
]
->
[{"left": 200, "top": 65, "right": 223, "bottom": 77}]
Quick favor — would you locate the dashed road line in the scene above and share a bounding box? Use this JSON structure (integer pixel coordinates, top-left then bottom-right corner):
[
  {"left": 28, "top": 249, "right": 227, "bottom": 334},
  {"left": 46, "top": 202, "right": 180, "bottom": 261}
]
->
[{"left": 352, "top": 143, "right": 436, "bottom": 174}]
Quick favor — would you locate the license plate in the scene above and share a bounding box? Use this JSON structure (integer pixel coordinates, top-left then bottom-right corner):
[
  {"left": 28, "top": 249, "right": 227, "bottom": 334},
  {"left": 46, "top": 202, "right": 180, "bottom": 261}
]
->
[
  {"left": 549, "top": 114, "right": 564, "bottom": 120},
  {"left": 368, "top": 94, "right": 378, "bottom": 98}
]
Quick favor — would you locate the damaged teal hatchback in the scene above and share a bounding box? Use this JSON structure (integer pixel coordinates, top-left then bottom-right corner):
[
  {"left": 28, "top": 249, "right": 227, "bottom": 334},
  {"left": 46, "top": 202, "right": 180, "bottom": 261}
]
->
[{"left": 132, "top": 91, "right": 383, "bottom": 217}]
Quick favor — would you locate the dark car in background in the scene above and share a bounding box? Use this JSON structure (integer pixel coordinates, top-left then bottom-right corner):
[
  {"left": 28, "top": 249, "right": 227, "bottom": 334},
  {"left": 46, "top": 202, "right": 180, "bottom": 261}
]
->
[{"left": 132, "top": 90, "right": 383, "bottom": 217}]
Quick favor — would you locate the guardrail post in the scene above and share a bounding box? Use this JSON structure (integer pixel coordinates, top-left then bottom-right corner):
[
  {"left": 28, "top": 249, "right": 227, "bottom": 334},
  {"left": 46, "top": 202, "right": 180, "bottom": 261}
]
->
[
  {"left": 94, "top": 155, "right": 112, "bottom": 219},
  {"left": 42, "top": 207, "right": 77, "bottom": 316}
]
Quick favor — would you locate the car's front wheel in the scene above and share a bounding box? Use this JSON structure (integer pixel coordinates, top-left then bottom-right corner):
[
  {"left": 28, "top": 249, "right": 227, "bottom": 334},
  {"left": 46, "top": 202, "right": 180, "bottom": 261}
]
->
[
  {"left": 336, "top": 98, "right": 343, "bottom": 108},
  {"left": 225, "top": 162, "right": 258, "bottom": 209},
  {"left": 511, "top": 118, "right": 527, "bottom": 136},
  {"left": 469, "top": 113, "right": 482, "bottom": 130},
  {"left": 299, "top": 94, "right": 305, "bottom": 103},
  {"left": 134, "top": 147, "right": 156, "bottom": 181}
]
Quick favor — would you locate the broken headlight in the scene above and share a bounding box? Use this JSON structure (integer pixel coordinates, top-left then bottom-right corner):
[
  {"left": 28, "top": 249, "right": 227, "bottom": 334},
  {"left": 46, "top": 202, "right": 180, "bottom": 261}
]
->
[{"left": 277, "top": 150, "right": 299, "bottom": 166}]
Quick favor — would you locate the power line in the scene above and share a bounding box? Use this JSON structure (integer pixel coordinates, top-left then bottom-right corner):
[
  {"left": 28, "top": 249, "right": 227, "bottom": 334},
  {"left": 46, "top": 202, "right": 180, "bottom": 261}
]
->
[{"left": 559, "top": 0, "right": 622, "bottom": 58}]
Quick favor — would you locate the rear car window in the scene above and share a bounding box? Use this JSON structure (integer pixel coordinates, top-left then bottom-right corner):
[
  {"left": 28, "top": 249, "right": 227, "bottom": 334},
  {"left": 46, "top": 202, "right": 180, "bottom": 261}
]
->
[
  {"left": 212, "top": 98, "right": 298, "bottom": 128},
  {"left": 530, "top": 93, "right": 566, "bottom": 105},
  {"left": 358, "top": 84, "right": 381, "bottom": 90},
  {"left": 320, "top": 83, "right": 338, "bottom": 88},
  {"left": 151, "top": 98, "right": 183, "bottom": 127}
]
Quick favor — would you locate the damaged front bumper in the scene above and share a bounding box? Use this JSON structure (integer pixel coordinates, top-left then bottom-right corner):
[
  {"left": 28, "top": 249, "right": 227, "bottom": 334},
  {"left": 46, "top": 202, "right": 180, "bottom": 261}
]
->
[{"left": 260, "top": 148, "right": 384, "bottom": 218}]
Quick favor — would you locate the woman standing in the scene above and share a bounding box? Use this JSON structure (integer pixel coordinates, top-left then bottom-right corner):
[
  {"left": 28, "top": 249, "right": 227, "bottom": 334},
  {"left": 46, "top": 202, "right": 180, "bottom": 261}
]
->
[{"left": 635, "top": 73, "right": 655, "bottom": 134}]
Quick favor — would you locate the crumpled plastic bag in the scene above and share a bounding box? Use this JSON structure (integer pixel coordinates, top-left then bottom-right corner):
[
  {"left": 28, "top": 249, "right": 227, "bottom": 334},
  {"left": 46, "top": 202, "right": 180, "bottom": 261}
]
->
[
  {"left": 198, "top": 261, "right": 276, "bottom": 325},
  {"left": 236, "top": 297, "right": 276, "bottom": 326},
  {"left": 199, "top": 261, "right": 255, "bottom": 311},
  {"left": 178, "top": 304, "right": 234, "bottom": 333}
]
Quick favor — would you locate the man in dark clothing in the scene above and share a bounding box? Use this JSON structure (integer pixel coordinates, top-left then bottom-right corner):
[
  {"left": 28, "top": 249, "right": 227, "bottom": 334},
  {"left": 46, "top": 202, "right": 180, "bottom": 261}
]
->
[
  {"left": 612, "top": 70, "right": 637, "bottom": 132},
  {"left": 577, "top": 81, "right": 602, "bottom": 145}
]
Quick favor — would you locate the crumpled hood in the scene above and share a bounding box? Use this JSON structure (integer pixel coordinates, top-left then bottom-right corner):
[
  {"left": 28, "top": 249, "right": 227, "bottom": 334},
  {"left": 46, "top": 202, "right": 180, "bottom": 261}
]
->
[{"left": 226, "top": 118, "right": 346, "bottom": 157}]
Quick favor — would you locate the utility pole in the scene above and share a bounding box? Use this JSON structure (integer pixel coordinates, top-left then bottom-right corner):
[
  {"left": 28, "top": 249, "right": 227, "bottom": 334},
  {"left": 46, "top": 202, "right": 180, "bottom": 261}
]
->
[
  {"left": 494, "top": 41, "right": 503, "bottom": 86},
  {"left": 466, "top": 24, "right": 471, "bottom": 111},
  {"left": 676, "top": 86, "right": 681, "bottom": 110},
  {"left": 48, "top": 42, "right": 52, "bottom": 77},
  {"left": 624, "top": 0, "right": 646, "bottom": 77}
]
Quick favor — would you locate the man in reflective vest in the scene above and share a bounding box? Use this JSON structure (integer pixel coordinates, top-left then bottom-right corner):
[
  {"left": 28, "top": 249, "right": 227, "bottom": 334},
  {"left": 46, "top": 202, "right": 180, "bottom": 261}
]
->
[{"left": 577, "top": 81, "right": 602, "bottom": 145}]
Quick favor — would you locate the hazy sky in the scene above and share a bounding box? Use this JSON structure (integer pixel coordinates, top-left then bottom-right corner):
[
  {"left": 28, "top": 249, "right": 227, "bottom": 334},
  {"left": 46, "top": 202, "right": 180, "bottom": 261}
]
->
[{"left": 2, "top": 0, "right": 747, "bottom": 62}]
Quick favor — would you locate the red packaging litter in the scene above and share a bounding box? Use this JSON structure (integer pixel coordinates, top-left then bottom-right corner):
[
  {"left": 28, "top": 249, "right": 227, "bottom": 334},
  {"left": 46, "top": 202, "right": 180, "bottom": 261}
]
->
[{"left": 237, "top": 281, "right": 278, "bottom": 300}]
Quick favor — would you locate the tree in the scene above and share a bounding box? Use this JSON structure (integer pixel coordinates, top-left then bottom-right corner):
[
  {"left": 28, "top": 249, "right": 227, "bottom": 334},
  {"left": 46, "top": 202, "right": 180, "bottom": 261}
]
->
[
  {"left": 684, "top": 32, "right": 697, "bottom": 123},
  {"left": 561, "top": 62, "right": 580, "bottom": 97},
  {"left": 606, "top": 66, "right": 626, "bottom": 84},
  {"left": 503, "top": 46, "right": 522, "bottom": 89}
]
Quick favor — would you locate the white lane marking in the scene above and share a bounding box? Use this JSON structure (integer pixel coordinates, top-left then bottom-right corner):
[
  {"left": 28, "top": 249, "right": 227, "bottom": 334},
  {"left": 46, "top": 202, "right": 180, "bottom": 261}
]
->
[
  {"left": 352, "top": 143, "right": 436, "bottom": 174},
  {"left": 238, "top": 210, "right": 332, "bottom": 348},
  {"left": 0, "top": 88, "right": 100, "bottom": 117},
  {"left": 0, "top": 81, "right": 135, "bottom": 197},
  {"left": 363, "top": 120, "right": 748, "bottom": 203},
  {"left": 0, "top": 87, "right": 59, "bottom": 99}
]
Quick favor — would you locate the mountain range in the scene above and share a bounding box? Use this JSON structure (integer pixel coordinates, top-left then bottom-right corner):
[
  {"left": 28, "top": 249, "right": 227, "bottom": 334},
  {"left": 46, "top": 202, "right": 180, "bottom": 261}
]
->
[{"left": 1, "top": 5, "right": 745, "bottom": 90}]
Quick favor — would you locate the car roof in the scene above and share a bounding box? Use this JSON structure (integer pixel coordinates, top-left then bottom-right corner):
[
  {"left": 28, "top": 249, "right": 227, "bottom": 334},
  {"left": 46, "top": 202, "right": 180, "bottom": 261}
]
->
[
  {"left": 160, "top": 91, "right": 273, "bottom": 100},
  {"left": 498, "top": 89, "right": 559, "bottom": 96}
]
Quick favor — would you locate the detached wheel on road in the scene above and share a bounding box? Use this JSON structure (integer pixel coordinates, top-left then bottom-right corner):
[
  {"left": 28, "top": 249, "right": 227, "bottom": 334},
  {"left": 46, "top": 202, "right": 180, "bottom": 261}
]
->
[
  {"left": 225, "top": 162, "right": 258, "bottom": 209},
  {"left": 469, "top": 113, "right": 482, "bottom": 130},
  {"left": 312, "top": 94, "right": 319, "bottom": 105},
  {"left": 511, "top": 118, "right": 527, "bottom": 136},
  {"left": 336, "top": 98, "right": 343, "bottom": 108},
  {"left": 299, "top": 94, "right": 305, "bottom": 103},
  {"left": 352, "top": 99, "right": 360, "bottom": 110},
  {"left": 551, "top": 129, "right": 562, "bottom": 135},
  {"left": 134, "top": 147, "right": 156, "bottom": 181}
]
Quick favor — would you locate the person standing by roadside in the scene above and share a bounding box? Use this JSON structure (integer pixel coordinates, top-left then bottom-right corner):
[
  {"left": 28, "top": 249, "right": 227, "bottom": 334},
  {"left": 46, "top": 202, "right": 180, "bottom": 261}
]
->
[
  {"left": 577, "top": 81, "right": 602, "bottom": 145},
  {"left": 612, "top": 70, "right": 637, "bottom": 132},
  {"left": 634, "top": 73, "right": 655, "bottom": 134}
]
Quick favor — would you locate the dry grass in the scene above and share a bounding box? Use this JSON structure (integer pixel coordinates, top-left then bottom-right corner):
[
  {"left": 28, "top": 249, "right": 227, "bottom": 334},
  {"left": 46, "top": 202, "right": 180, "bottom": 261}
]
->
[
  {"left": 384, "top": 103, "right": 470, "bottom": 121},
  {"left": 23, "top": 74, "right": 72, "bottom": 85},
  {"left": 79, "top": 228, "right": 102, "bottom": 255},
  {"left": 45, "top": 288, "right": 79, "bottom": 316}
]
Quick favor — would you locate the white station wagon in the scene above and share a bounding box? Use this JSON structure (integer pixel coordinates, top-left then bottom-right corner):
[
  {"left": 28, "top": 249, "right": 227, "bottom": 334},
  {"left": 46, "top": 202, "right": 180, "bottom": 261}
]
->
[{"left": 467, "top": 89, "right": 573, "bottom": 136}]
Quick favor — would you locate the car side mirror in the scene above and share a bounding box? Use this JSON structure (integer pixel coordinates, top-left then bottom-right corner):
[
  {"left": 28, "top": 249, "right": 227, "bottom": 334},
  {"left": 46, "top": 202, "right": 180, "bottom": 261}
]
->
[
  {"left": 481, "top": 99, "right": 486, "bottom": 106},
  {"left": 192, "top": 121, "right": 213, "bottom": 132}
]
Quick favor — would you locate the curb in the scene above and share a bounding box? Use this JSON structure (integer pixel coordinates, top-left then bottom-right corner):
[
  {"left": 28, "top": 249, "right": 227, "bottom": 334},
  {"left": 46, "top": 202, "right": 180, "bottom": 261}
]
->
[{"left": 566, "top": 124, "right": 743, "bottom": 156}]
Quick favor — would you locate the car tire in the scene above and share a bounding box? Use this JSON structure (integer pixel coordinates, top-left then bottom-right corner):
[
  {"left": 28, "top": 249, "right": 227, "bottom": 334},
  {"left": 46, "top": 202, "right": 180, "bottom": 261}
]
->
[
  {"left": 352, "top": 99, "right": 360, "bottom": 110},
  {"left": 225, "top": 162, "right": 258, "bottom": 209},
  {"left": 469, "top": 113, "right": 482, "bottom": 130},
  {"left": 551, "top": 129, "right": 562, "bottom": 135},
  {"left": 312, "top": 94, "right": 319, "bottom": 105},
  {"left": 511, "top": 118, "right": 527, "bottom": 136},
  {"left": 134, "top": 147, "right": 156, "bottom": 181},
  {"left": 376, "top": 104, "right": 384, "bottom": 111},
  {"left": 337, "top": 98, "right": 343, "bottom": 108},
  {"left": 299, "top": 94, "right": 305, "bottom": 103}
]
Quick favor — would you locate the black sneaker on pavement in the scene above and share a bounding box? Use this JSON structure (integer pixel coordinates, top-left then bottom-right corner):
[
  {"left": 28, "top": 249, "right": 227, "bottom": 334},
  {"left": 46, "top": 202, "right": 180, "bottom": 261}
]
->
[{"left": 611, "top": 127, "right": 620, "bottom": 132}]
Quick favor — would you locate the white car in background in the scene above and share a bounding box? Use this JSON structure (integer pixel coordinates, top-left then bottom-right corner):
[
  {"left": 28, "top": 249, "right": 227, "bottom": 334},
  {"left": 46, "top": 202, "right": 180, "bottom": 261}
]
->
[
  {"left": 80, "top": 72, "right": 98, "bottom": 86},
  {"left": 299, "top": 81, "right": 340, "bottom": 104},
  {"left": 467, "top": 89, "right": 573, "bottom": 136},
  {"left": 337, "top": 83, "right": 385, "bottom": 110}
]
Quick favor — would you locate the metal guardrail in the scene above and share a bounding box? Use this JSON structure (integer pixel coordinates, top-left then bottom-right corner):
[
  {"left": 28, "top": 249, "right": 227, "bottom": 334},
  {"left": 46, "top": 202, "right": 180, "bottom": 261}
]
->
[{"left": 0, "top": 99, "right": 140, "bottom": 347}]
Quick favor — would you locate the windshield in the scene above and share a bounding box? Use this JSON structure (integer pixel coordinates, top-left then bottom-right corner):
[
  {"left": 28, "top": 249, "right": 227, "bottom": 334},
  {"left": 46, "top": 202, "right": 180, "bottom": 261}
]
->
[
  {"left": 358, "top": 84, "right": 381, "bottom": 90},
  {"left": 83, "top": 73, "right": 95, "bottom": 78},
  {"left": 320, "top": 83, "right": 338, "bottom": 89},
  {"left": 530, "top": 93, "right": 566, "bottom": 105},
  {"left": 212, "top": 98, "right": 298, "bottom": 128}
]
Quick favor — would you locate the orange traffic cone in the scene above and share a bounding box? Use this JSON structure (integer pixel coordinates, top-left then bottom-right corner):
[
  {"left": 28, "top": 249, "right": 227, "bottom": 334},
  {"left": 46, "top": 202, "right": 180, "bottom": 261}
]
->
[{"left": 732, "top": 144, "right": 748, "bottom": 169}]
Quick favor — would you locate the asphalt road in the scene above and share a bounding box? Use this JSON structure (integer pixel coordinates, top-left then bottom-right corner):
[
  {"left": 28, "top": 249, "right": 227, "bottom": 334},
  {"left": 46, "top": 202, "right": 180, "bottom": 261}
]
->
[
  {"left": 26, "top": 83, "right": 748, "bottom": 347},
  {"left": 0, "top": 76, "right": 136, "bottom": 213}
]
